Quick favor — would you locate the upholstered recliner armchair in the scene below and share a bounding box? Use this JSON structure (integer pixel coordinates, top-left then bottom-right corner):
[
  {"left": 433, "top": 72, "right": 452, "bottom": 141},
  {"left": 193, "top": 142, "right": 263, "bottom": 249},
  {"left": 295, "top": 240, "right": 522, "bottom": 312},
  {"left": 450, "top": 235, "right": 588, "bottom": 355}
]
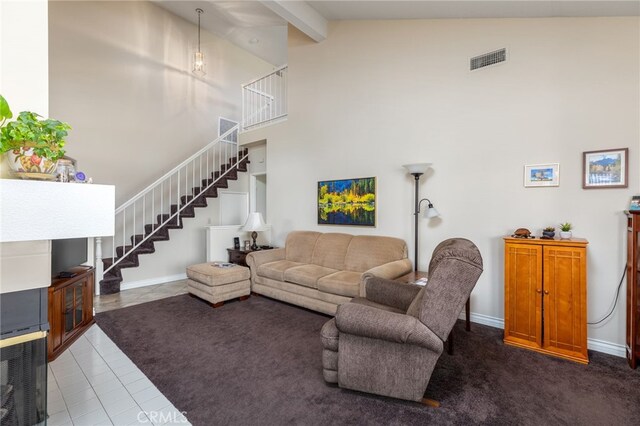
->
[{"left": 321, "top": 238, "right": 483, "bottom": 402}]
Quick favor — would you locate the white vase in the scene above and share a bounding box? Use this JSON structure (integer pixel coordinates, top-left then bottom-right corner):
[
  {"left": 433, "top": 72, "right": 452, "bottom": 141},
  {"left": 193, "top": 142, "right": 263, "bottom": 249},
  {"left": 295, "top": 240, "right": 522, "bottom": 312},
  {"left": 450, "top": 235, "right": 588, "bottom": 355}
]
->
[{"left": 560, "top": 231, "right": 572, "bottom": 239}]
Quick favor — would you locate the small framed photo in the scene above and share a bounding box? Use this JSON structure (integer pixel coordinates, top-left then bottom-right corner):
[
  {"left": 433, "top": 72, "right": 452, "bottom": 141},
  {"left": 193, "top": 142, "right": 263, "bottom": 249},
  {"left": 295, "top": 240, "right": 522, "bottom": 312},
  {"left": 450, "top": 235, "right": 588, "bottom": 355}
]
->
[
  {"left": 524, "top": 163, "right": 559, "bottom": 187},
  {"left": 583, "top": 148, "right": 628, "bottom": 189}
]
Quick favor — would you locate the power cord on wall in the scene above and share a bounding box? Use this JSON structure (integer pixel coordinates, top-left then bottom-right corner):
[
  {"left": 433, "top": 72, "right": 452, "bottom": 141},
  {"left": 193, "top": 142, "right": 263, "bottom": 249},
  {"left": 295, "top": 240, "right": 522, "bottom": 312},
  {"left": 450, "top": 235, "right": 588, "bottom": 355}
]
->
[{"left": 587, "top": 266, "right": 626, "bottom": 325}]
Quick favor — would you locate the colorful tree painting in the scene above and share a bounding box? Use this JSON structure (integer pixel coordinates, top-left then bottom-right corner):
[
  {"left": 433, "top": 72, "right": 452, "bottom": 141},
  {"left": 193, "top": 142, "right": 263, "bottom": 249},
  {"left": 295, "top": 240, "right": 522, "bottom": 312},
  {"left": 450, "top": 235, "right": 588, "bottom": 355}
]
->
[{"left": 317, "top": 177, "right": 376, "bottom": 226}]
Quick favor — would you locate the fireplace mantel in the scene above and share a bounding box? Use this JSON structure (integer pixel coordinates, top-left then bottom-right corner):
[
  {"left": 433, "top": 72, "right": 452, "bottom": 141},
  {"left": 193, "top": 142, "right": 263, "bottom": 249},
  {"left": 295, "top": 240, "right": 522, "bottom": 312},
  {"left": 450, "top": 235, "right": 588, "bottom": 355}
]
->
[
  {"left": 0, "top": 179, "right": 115, "bottom": 294},
  {"left": 0, "top": 179, "right": 115, "bottom": 242}
]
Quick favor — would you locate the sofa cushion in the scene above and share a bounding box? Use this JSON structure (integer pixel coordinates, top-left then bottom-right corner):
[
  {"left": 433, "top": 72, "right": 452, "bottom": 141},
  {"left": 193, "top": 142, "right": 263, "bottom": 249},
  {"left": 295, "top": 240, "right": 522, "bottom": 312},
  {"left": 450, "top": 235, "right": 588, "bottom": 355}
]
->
[
  {"left": 344, "top": 236, "right": 408, "bottom": 272},
  {"left": 257, "top": 260, "right": 304, "bottom": 282},
  {"left": 310, "top": 233, "right": 353, "bottom": 270},
  {"left": 284, "top": 264, "right": 339, "bottom": 289},
  {"left": 317, "top": 271, "right": 362, "bottom": 297},
  {"left": 285, "top": 231, "right": 321, "bottom": 263}
]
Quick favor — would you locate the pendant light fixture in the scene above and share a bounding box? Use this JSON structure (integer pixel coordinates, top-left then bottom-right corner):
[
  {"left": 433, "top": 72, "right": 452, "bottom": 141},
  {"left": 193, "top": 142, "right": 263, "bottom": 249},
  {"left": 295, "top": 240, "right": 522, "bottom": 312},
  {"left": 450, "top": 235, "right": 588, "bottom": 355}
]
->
[{"left": 193, "top": 8, "right": 206, "bottom": 76}]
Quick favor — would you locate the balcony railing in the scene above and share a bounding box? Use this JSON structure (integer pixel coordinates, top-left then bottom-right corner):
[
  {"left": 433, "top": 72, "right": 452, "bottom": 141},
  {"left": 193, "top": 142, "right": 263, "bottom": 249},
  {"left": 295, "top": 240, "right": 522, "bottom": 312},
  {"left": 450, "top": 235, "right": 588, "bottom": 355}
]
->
[{"left": 241, "top": 64, "right": 288, "bottom": 131}]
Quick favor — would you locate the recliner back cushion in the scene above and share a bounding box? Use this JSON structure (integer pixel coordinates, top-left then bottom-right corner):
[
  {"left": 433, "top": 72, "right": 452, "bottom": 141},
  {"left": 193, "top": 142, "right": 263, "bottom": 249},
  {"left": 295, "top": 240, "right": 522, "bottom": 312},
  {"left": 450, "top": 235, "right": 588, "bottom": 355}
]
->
[
  {"left": 311, "top": 233, "right": 353, "bottom": 270},
  {"left": 285, "top": 231, "right": 322, "bottom": 263},
  {"left": 344, "top": 236, "right": 408, "bottom": 272},
  {"left": 418, "top": 258, "right": 482, "bottom": 341}
]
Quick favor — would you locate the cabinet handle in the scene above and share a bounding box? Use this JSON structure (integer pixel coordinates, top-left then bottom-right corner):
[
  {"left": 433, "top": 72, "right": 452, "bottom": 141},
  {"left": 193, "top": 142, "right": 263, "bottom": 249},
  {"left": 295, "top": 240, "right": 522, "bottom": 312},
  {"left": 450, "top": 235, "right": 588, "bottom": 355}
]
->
[{"left": 544, "top": 290, "right": 549, "bottom": 295}]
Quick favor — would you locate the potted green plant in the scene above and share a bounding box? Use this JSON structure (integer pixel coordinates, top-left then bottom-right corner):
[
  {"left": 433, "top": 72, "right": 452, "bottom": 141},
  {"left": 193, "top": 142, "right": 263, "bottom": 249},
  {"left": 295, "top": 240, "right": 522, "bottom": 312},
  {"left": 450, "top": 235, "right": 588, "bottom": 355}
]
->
[
  {"left": 0, "top": 94, "right": 71, "bottom": 179},
  {"left": 559, "top": 222, "right": 572, "bottom": 239},
  {"left": 542, "top": 227, "right": 555, "bottom": 238}
]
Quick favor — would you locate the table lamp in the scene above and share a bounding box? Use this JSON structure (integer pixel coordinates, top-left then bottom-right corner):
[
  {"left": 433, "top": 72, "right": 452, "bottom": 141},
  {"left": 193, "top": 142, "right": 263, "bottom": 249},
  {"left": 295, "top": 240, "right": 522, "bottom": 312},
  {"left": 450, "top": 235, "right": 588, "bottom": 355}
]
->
[{"left": 242, "top": 212, "right": 267, "bottom": 250}]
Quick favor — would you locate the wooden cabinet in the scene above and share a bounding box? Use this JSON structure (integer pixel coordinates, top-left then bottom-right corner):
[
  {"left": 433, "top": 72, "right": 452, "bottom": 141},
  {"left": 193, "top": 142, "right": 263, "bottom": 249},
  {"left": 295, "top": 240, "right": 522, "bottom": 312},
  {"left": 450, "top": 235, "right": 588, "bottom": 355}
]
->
[
  {"left": 504, "top": 237, "right": 588, "bottom": 364},
  {"left": 48, "top": 266, "right": 95, "bottom": 361},
  {"left": 626, "top": 211, "right": 640, "bottom": 368}
]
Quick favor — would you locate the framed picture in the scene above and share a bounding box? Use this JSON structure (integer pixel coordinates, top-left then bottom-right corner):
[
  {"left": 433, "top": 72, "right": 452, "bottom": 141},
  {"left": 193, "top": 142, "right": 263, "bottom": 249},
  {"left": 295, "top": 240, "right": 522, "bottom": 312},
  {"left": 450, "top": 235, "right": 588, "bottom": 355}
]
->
[
  {"left": 317, "top": 177, "right": 376, "bottom": 226},
  {"left": 583, "top": 148, "right": 628, "bottom": 189},
  {"left": 524, "top": 163, "right": 560, "bottom": 187}
]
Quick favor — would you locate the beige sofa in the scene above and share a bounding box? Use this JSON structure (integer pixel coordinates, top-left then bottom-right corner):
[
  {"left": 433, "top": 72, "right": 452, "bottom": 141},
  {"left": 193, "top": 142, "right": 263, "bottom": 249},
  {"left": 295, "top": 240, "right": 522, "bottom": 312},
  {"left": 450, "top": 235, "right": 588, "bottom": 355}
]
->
[{"left": 245, "top": 231, "right": 413, "bottom": 315}]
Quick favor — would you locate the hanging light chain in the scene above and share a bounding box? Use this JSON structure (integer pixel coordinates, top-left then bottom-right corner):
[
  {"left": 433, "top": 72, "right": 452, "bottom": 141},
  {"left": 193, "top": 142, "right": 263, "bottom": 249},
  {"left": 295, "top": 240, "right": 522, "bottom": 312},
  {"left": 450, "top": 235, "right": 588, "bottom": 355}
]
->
[{"left": 196, "top": 8, "right": 203, "bottom": 52}]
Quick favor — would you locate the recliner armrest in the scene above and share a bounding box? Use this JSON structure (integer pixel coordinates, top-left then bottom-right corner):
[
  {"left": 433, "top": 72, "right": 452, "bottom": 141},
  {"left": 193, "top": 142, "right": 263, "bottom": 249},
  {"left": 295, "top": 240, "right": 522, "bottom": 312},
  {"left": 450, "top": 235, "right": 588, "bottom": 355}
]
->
[
  {"left": 335, "top": 303, "right": 443, "bottom": 353},
  {"left": 362, "top": 275, "right": 422, "bottom": 312}
]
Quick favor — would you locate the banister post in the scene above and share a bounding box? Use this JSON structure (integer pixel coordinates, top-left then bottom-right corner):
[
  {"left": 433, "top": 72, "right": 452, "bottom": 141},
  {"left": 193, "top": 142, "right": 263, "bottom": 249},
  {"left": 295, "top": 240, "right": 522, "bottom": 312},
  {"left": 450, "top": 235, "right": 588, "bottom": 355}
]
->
[{"left": 95, "top": 237, "right": 103, "bottom": 296}]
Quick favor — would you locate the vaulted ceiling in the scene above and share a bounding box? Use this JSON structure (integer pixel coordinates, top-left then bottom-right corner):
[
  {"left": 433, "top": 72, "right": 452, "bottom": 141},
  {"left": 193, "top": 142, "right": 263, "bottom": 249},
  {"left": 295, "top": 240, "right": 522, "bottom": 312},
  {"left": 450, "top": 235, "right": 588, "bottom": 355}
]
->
[{"left": 153, "top": 1, "right": 640, "bottom": 66}]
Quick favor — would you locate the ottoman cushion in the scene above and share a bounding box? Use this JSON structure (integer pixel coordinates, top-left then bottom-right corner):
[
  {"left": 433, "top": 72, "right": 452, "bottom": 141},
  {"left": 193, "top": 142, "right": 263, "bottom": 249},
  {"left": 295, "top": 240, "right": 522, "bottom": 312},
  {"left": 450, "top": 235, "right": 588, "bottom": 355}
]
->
[{"left": 187, "top": 263, "right": 250, "bottom": 287}]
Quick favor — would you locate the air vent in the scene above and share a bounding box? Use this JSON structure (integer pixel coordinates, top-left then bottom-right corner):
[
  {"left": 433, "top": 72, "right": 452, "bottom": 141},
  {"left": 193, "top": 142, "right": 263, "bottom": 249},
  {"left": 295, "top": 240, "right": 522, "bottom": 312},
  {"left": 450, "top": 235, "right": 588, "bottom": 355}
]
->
[
  {"left": 218, "top": 117, "right": 238, "bottom": 143},
  {"left": 470, "top": 48, "right": 506, "bottom": 71}
]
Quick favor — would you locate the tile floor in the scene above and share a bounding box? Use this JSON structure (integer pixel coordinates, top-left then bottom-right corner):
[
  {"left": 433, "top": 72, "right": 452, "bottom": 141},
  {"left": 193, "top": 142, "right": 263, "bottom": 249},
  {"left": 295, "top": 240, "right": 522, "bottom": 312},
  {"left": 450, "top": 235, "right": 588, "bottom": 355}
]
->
[
  {"left": 47, "top": 281, "right": 190, "bottom": 426},
  {"left": 94, "top": 280, "right": 188, "bottom": 314}
]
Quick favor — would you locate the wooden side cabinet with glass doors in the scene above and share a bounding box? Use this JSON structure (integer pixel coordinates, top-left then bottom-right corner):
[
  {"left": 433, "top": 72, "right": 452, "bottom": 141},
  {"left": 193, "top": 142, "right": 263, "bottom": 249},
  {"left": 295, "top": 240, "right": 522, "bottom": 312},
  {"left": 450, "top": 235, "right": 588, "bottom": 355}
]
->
[{"left": 48, "top": 266, "right": 95, "bottom": 361}]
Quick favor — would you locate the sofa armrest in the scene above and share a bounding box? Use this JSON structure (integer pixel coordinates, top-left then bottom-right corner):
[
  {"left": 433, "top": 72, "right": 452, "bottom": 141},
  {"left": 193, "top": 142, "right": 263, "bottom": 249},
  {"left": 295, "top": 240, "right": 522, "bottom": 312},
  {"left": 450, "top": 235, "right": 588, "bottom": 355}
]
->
[
  {"left": 363, "top": 276, "right": 422, "bottom": 312},
  {"left": 245, "top": 248, "right": 285, "bottom": 277},
  {"left": 335, "top": 303, "right": 443, "bottom": 353},
  {"left": 360, "top": 258, "right": 413, "bottom": 296}
]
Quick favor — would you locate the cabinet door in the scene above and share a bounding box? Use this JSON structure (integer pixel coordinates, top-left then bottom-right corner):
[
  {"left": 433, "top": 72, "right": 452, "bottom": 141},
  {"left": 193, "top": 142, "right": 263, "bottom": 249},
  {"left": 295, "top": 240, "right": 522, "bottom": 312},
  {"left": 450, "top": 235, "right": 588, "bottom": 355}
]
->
[
  {"left": 504, "top": 243, "right": 543, "bottom": 348},
  {"left": 543, "top": 246, "right": 587, "bottom": 360}
]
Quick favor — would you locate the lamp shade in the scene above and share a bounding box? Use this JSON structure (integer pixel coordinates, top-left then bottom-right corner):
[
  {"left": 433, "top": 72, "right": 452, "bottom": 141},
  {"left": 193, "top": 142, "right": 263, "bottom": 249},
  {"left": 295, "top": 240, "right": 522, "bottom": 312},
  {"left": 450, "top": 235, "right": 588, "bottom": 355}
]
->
[
  {"left": 402, "top": 163, "right": 432, "bottom": 175},
  {"left": 425, "top": 204, "right": 441, "bottom": 219},
  {"left": 242, "top": 212, "right": 267, "bottom": 232}
]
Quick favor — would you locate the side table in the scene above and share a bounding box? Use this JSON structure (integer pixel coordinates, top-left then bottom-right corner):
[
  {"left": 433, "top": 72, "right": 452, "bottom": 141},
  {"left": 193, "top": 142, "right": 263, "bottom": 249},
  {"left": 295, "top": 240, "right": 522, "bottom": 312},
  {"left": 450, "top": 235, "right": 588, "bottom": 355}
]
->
[
  {"left": 395, "top": 271, "right": 471, "bottom": 355},
  {"left": 227, "top": 246, "right": 276, "bottom": 267}
]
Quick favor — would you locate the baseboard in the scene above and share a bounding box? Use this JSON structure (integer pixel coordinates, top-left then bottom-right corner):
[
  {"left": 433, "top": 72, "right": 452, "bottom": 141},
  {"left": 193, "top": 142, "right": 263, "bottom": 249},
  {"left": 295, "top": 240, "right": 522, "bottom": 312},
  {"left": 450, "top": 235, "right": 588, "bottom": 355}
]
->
[
  {"left": 460, "top": 311, "right": 625, "bottom": 358},
  {"left": 120, "top": 273, "right": 187, "bottom": 291},
  {"left": 586, "top": 338, "right": 626, "bottom": 358},
  {"left": 466, "top": 311, "right": 505, "bottom": 329}
]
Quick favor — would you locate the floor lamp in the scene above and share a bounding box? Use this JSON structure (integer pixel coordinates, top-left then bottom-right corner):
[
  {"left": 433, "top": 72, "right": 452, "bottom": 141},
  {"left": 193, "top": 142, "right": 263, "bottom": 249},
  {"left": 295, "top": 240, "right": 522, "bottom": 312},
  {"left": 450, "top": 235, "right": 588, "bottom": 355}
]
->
[{"left": 403, "top": 163, "right": 441, "bottom": 271}]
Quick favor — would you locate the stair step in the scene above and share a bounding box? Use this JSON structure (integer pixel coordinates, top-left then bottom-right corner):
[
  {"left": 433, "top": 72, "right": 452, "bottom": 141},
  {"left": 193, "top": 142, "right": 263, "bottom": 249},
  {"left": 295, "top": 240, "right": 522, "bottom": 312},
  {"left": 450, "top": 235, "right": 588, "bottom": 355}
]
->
[
  {"left": 212, "top": 174, "right": 228, "bottom": 188},
  {"left": 102, "top": 257, "right": 138, "bottom": 270},
  {"left": 170, "top": 204, "right": 197, "bottom": 217},
  {"left": 117, "top": 244, "right": 154, "bottom": 257},
  {"left": 181, "top": 195, "right": 207, "bottom": 208},
  {"left": 157, "top": 213, "right": 183, "bottom": 228},
  {"left": 221, "top": 164, "right": 238, "bottom": 180},
  {"left": 99, "top": 276, "right": 121, "bottom": 295},
  {"left": 132, "top": 233, "right": 170, "bottom": 246}
]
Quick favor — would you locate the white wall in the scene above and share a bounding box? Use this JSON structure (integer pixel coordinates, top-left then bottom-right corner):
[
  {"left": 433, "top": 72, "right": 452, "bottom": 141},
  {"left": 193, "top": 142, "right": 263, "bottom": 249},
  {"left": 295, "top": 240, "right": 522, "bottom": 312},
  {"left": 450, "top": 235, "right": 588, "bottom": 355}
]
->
[
  {"left": 241, "top": 18, "right": 640, "bottom": 349},
  {"left": 0, "top": 0, "right": 52, "bottom": 294},
  {"left": 48, "top": 0, "right": 273, "bottom": 205},
  {"left": 0, "top": 0, "right": 48, "bottom": 116}
]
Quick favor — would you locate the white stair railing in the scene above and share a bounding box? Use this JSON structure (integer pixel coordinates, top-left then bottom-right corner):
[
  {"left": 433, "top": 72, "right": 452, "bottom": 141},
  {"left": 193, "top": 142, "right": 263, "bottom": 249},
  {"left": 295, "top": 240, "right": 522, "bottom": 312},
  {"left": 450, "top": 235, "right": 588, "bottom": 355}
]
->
[
  {"left": 101, "top": 124, "right": 245, "bottom": 279},
  {"left": 242, "top": 64, "right": 288, "bottom": 131}
]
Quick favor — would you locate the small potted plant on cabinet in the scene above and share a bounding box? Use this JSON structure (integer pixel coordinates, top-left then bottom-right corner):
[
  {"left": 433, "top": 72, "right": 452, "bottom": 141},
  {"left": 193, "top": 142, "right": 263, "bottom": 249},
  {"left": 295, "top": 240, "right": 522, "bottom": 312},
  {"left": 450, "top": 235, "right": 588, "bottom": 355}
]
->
[
  {"left": 542, "top": 227, "right": 555, "bottom": 239},
  {"left": 0, "top": 94, "right": 71, "bottom": 180},
  {"left": 559, "top": 222, "right": 572, "bottom": 239}
]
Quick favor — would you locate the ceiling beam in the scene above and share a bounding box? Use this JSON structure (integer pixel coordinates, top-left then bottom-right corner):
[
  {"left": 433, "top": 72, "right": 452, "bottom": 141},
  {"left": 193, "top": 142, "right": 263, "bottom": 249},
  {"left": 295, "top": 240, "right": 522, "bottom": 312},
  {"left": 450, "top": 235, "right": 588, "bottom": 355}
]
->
[{"left": 260, "top": 1, "right": 327, "bottom": 42}]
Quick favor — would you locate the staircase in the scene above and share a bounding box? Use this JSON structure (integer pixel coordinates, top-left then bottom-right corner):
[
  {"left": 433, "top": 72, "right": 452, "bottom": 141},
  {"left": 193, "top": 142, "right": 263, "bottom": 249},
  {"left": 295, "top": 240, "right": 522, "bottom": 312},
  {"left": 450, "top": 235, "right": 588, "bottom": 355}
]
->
[
  {"left": 99, "top": 124, "right": 248, "bottom": 294},
  {"left": 97, "top": 66, "right": 288, "bottom": 294}
]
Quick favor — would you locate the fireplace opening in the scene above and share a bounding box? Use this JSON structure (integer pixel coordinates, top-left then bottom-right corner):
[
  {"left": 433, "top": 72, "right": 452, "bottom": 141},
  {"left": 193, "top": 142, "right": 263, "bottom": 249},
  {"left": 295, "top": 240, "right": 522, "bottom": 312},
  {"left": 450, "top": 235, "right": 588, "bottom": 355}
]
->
[{"left": 1, "top": 288, "right": 49, "bottom": 426}]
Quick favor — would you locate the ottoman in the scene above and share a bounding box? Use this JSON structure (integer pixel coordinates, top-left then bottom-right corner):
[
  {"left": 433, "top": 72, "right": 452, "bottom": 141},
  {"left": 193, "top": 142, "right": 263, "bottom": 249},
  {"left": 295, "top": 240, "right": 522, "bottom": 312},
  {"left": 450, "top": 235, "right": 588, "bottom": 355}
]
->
[{"left": 186, "top": 262, "right": 251, "bottom": 307}]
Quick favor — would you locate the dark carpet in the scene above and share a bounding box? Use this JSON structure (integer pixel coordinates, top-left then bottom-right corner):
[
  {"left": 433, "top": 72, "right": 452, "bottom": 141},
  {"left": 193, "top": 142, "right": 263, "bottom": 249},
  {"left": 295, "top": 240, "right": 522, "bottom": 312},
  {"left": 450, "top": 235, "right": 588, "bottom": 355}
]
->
[{"left": 95, "top": 294, "right": 640, "bottom": 425}]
